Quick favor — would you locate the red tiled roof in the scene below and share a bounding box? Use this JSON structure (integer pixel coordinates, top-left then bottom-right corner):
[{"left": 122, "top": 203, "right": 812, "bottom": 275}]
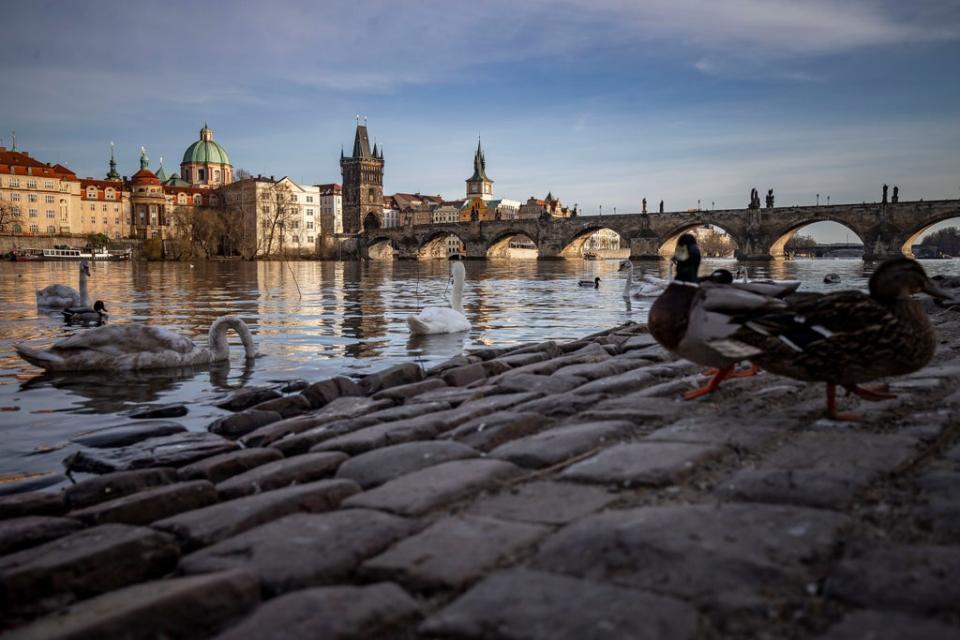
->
[{"left": 131, "top": 168, "right": 160, "bottom": 184}]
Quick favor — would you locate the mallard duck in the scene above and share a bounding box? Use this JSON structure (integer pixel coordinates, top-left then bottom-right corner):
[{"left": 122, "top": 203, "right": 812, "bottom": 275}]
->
[
  {"left": 823, "top": 273, "right": 841, "bottom": 284},
  {"left": 15, "top": 315, "right": 256, "bottom": 372},
  {"left": 62, "top": 300, "right": 108, "bottom": 324},
  {"left": 648, "top": 234, "right": 789, "bottom": 399},
  {"left": 37, "top": 260, "right": 90, "bottom": 308},
  {"left": 407, "top": 255, "right": 470, "bottom": 335},
  {"left": 578, "top": 277, "right": 601, "bottom": 288},
  {"left": 713, "top": 258, "right": 950, "bottom": 420}
]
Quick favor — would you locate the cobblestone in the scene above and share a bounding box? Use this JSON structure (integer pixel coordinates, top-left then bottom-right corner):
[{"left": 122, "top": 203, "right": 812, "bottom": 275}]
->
[
  {"left": 70, "top": 421, "right": 186, "bottom": 448},
  {"left": 180, "top": 509, "right": 413, "bottom": 596},
  {"left": 562, "top": 441, "right": 727, "bottom": 486},
  {"left": 490, "top": 420, "right": 636, "bottom": 468},
  {"left": 468, "top": 481, "right": 618, "bottom": 525},
  {"left": 65, "top": 467, "right": 179, "bottom": 509},
  {"left": 215, "top": 452, "right": 348, "bottom": 499},
  {"left": 177, "top": 448, "right": 283, "bottom": 484},
  {"left": 65, "top": 432, "right": 240, "bottom": 474},
  {"left": 68, "top": 480, "right": 218, "bottom": 526},
  {"left": 0, "top": 516, "right": 82, "bottom": 555},
  {"left": 335, "top": 441, "right": 479, "bottom": 488}
]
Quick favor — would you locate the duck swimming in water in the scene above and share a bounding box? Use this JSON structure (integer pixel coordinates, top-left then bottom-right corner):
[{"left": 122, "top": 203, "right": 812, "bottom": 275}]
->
[
  {"left": 62, "top": 300, "right": 108, "bottom": 325},
  {"left": 578, "top": 277, "right": 601, "bottom": 288},
  {"left": 713, "top": 258, "right": 950, "bottom": 421}
]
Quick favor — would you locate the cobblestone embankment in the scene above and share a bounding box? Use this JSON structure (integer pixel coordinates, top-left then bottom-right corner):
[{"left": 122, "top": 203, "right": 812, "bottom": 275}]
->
[{"left": 2, "top": 304, "right": 959, "bottom": 639}]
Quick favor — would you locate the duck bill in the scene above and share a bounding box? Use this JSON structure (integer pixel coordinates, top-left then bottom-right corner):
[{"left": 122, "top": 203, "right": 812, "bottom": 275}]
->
[
  {"left": 923, "top": 280, "right": 953, "bottom": 300},
  {"left": 673, "top": 245, "right": 690, "bottom": 263}
]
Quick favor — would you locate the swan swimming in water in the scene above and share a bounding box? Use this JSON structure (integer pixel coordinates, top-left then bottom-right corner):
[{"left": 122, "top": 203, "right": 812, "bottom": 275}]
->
[
  {"left": 407, "top": 255, "right": 471, "bottom": 335},
  {"left": 36, "top": 260, "right": 90, "bottom": 308},
  {"left": 618, "top": 260, "right": 667, "bottom": 298},
  {"left": 15, "top": 315, "right": 256, "bottom": 372},
  {"left": 62, "top": 300, "right": 108, "bottom": 325}
]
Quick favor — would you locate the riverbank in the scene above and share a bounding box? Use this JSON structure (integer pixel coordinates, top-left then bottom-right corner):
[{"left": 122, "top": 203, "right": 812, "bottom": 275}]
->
[{"left": 1, "top": 302, "right": 959, "bottom": 638}]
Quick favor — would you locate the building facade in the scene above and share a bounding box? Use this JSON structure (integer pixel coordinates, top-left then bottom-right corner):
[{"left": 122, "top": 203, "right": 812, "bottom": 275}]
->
[
  {"left": 180, "top": 124, "right": 233, "bottom": 187},
  {"left": 316, "top": 183, "right": 343, "bottom": 235},
  {"left": 0, "top": 147, "right": 80, "bottom": 236},
  {"left": 340, "top": 122, "right": 384, "bottom": 233}
]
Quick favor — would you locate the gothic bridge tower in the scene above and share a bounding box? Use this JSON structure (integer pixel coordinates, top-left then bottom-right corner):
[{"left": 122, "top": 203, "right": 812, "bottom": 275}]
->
[{"left": 340, "top": 120, "right": 384, "bottom": 233}]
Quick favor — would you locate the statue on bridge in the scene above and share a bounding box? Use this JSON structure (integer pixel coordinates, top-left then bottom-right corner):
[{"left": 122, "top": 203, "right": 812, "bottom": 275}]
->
[
  {"left": 659, "top": 200, "right": 664, "bottom": 213},
  {"left": 882, "top": 184, "right": 889, "bottom": 204},
  {"left": 765, "top": 188, "right": 774, "bottom": 208},
  {"left": 892, "top": 186, "right": 899, "bottom": 203},
  {"left": 749, "top": 188, "right": 760, "bottom": 209},
  {"left": 642, "top": 198, "right": 647, "bottom": 214}
]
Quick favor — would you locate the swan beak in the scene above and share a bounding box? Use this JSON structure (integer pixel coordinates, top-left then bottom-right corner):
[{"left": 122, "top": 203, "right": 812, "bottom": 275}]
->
[{"left": 673, "top": 245, "right": 690, "bottom": 263}]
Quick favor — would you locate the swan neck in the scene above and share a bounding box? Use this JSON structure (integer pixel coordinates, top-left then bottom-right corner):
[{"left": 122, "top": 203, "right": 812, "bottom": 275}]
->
[
  {"left": 450, "top": 263, "right": 465, "bottom": 313},
  {"left": 208, "top": 316, "right": 256, "bottom": 361},
  {"left": 622, "top": 262, "right": 634, "bottom": 295}
]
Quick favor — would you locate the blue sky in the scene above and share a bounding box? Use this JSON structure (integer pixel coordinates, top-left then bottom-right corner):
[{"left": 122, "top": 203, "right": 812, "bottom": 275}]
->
[{"left": 3, "top": 0, "right": 959, "bottom": 241}]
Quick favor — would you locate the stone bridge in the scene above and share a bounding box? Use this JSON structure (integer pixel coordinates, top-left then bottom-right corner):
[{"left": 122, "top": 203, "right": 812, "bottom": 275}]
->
[{"left": 361, "top": 199, "right": 960, "bottom": 260}]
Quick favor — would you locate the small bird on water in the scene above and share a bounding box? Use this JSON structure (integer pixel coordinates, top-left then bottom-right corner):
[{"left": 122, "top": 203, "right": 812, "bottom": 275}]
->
[{"left": 578, "top": 277, "right": 601, "bottom": 288}]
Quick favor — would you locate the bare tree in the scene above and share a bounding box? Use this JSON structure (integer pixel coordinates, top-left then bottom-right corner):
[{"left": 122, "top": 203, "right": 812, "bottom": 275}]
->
[
  {"left": 0, "top": 205, "right": 10, "bottom": 233},
  {"left": 257, "top": 182, "right": 297, "bottom": 257},
  {"left": 236, "top": 168, "right": 254, "bottom": 180},
  {"left": 698, "top": 227, "right": 735, "bottom": 257},
  {"left": 784, "top": 233, "right": 817, "bottom": 255},
  {"left": 169, "top": 204, "right": 228, "bottom": 260}
]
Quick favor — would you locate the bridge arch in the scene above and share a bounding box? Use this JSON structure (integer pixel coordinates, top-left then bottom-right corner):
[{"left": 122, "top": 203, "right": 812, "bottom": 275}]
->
[
  {"left": 897, "top": 210, "right": 960, "bottom": 257},
  {"left": 418, "top": 230, "right": 467, "bottom": 259},
  {"left": 485, "top": 230, "right": 539, "bottom": 259},
  {"left": 768, "top": 219, "right": 865, "bottom": 258},
  {"left": 658, "top": 222, "right": 740, "bottom": 258},
  {"left": 560, "top": 225, "right": 629, "bottom": 258},
  {"left": 366, "top": 236, "right": 398, "bottom": 260}
]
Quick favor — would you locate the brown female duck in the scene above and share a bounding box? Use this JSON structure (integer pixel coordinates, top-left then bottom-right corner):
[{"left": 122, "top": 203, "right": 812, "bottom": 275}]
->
[{"left": 715, "top": 258, "right": 950, "bottom": 420}]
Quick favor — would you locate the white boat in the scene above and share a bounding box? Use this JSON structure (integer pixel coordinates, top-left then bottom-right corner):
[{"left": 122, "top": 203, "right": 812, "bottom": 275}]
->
[{"left": 24, "top": 247, "right": 132, "bottom": 261}]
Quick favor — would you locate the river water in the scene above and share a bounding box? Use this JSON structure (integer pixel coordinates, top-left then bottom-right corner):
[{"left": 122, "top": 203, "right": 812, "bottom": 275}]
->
[{"left": 1, "top": 257, "right": 957, "bottom": 487}]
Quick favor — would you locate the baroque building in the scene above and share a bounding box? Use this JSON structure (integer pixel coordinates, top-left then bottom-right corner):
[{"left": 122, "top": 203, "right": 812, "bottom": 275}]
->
[{"left": 340, "top": 121, "right": 384, "bottom": 233}]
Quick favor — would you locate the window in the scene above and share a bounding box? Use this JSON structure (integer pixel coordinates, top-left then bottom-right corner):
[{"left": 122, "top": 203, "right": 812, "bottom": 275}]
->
[
  {"left": 102, "top": 204, "right": 107, "bottom": 211},
  {"left": 28, "top": 193, "right": 38, "bottom": 203},
  {"left": 193, "top": 194, "right": 201, "bottom": 205},
  {"left": 27, "top": 179, "right": 37, "bottom": 189},
  {"left": 215, "top": 170, "right": 220, "bottom": 181},
  {"left": 263, "top": 205, "right": 271, "bottom": 213},
  {"left": 90, "top": 217, "right": 96, "bottom": 224},
  {"left": 11, "top": 193, "right": 20, "bottom": 202},
  {"left": 306, "top": 221, "right": 314, "bottom": 229},
  {"left": 29, "top": 208, "right": 38, "bottom": 217},
  {"left": 106, "top": 189, "right": 115, "bottom": 200},
  {"left": 178, "top": 193, "right": 186, "bottom": 204},
  {"left": 102, "top": 217, "right": 107, "bottom": 224},
  {"left": 291, "top": 235, "right": 299, "bottom": 243},
  {"left": 151, "top": 230, "right": 159, "bottom": 238},
  {"left": 45, "top": 195, "right": 54, "bottom": 203},
  {"left": 290, "top": 220, "right": 299, "bottom": 229},
  {"left": 11, "top": 206, "right": 20, "bottom": 216},
  {"left": 114, "top": 206, "right": 119, "bottom": 212},
  {"left": 114, "top": 232, "right": 121, "bottom": 239},
  {"left": 115, "top": 217, "right": 119, "bottom": 224},
  {"left": 9, "top": 178, "right": 19, "bottom": 187},
  {"left": 12, "top": 223, "right": 21, "bottom": 233},
  {"left": 308, "top": 235, "right": 314, "bottom": 242},
  {"left": 46, "top": 210, "right": 54, "bottom": 218},
  {"left": 47, "top": 225, "right": 56, "bottom": 233},
  {"left": 44, "top": 180, "right": 54, "bottom": 189},
  {"left": 89, "top": 204, "right": 95, "bottom": 211},
  {"left": 306, "top": 208, "right": 314, "bottom": 215},
  {"left": 198, "top": 169, "right": 206, "bottom": 181},
  {"left": 30, "top": 224, "right": 39, "bottom": 233}
]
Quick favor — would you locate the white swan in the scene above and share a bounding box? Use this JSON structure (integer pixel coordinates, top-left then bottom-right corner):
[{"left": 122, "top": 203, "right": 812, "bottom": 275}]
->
[
  {"left": 733, "top": 266, "right": 802, "bottom": 294},
  {"left": 37, "top": 260, "right": 90, "bottom": 308},
  {"left": 618, "top": 260, "right": 667, "bottom": 298},
  {"left": 407, "top": 257, "right": 471, "bottom": 335},
  {"left": 15, "top": 315, "right": 256, "bottom": 372}
]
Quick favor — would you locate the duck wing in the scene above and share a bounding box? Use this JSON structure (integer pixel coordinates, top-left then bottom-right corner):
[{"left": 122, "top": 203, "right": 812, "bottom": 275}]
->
[{"left": 728, "top": 280, "right": 801, "bottom": 298}]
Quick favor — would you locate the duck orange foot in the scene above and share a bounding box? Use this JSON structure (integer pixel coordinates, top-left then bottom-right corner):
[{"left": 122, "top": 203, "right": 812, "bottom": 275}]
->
[
  {"left": 685, "top": 366, "right": 735, "bottom": 400},
  {"left": 701, "top": 363, "right": 760, "bottom": 379},
  {"left": 826, "top": 383, "right": 863, "bottom": 422}
]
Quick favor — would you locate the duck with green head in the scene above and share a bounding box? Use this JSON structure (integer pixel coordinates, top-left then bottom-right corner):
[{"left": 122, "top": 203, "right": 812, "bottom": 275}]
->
[{"left": 648, "top": 233, "right": 789, "bottom": 399}]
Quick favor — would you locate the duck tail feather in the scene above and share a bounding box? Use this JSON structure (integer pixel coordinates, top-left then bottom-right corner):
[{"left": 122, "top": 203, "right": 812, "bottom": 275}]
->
[{"left": 707, "top": 339, "right": 764, "bottom": 359}]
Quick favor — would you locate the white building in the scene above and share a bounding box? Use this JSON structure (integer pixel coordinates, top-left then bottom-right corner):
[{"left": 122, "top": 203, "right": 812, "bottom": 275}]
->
[{"left": 316, "top": 183, "right": 343, "bottom": 235}]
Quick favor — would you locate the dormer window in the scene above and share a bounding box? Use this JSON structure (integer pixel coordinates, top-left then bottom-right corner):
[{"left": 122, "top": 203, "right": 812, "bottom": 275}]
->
[
  {"left": 193, "top": 194, "right": 202, "bottom": 205},
  {"left": 178, "top": 193, "right": 186, "bottom": 204}
]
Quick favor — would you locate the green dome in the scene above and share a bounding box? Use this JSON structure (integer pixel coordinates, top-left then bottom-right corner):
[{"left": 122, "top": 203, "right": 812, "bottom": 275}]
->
[{"left": 181, "top": 139, "right": 231, "bottom": 166}]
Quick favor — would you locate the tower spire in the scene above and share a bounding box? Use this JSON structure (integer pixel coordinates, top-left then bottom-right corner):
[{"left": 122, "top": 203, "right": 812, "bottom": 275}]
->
[
  {"left": 107, "top": 141, "right": 120, "bottom": 179},
  {"left": 139, "top": 146, "right": 149, "bottom": 170}
]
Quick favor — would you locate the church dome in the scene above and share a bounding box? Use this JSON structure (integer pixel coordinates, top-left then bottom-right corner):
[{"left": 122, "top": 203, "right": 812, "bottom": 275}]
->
[{"left": 181, "top": 125, "right": 232, "bottom": 166}]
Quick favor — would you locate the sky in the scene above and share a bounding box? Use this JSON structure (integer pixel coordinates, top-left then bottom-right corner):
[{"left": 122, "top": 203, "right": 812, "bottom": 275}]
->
[{"left": 2, "top": 0, "right": 959, "bottom": 242}]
